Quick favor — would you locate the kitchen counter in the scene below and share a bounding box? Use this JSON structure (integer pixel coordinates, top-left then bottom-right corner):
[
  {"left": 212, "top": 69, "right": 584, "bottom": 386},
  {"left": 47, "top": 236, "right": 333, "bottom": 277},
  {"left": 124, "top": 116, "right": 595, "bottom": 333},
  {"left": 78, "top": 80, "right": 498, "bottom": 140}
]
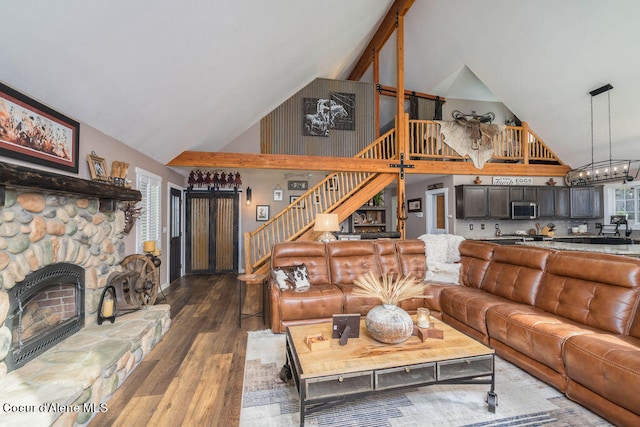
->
[{"left": 515, "top": 240, "right": 640, "bottom": 257}]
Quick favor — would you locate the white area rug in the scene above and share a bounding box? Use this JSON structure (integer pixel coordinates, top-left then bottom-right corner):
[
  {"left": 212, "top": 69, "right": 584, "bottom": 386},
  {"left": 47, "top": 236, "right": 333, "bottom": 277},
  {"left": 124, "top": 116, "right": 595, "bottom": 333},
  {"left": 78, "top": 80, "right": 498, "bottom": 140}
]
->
[{"left": 240, "top": 329, "right": 611, "bottom": 427}]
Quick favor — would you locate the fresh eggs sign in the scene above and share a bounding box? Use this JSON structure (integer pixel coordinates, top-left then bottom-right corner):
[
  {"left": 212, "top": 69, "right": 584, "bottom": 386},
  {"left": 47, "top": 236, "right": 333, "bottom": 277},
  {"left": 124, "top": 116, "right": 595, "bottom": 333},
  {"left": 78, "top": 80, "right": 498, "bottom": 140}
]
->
[{"left": 492, "top": 176, "right": 534, "bottom": 185}]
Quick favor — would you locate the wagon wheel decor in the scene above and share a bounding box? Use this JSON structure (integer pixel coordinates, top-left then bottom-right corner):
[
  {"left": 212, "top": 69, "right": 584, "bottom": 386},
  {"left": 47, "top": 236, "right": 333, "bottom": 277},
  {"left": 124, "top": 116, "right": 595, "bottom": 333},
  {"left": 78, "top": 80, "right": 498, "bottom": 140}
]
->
[{"left": 120, "top": 254, "right": 159, "bottom": 306}]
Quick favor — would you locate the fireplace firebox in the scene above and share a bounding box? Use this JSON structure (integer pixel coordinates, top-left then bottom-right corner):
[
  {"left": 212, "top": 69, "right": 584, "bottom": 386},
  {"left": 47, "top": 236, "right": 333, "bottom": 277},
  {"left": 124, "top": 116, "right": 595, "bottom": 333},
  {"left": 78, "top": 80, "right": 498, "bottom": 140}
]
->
[{"left": 5, "top": 263, "right": 85, "bottom": 371}]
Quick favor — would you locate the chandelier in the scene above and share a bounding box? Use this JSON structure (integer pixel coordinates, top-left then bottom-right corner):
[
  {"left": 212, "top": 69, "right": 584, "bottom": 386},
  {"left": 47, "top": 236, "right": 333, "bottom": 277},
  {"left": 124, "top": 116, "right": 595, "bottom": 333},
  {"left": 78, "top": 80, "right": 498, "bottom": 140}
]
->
[{"left": 565, "top": 83, "right": 640, "bottom": 186}]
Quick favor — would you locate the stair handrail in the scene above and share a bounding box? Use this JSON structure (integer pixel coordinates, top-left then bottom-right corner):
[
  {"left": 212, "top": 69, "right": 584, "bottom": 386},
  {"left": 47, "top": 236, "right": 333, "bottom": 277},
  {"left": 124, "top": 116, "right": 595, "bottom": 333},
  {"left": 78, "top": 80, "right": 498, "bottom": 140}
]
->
[{"left": 244, "top": 128, "right": 397, "bottom": 273}]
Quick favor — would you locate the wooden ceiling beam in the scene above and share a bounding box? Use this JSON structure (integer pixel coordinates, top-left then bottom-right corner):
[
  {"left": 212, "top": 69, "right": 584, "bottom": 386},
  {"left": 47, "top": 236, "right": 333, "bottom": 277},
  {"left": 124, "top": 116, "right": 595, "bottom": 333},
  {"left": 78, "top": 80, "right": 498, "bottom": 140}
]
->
[
  {"left": 167, "top": 151, "right": 570, "bottom": 177},
  {"left": 347, "top": 0, "right": 415, "bottom": 81}
]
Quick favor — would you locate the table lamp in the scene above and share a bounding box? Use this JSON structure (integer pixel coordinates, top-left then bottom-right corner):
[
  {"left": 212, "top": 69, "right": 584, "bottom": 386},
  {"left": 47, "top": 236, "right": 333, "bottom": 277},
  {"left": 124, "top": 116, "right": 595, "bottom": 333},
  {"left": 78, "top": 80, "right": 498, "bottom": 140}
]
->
[{"left": 314, "top": 213, "right": 339, "bottom": 242}]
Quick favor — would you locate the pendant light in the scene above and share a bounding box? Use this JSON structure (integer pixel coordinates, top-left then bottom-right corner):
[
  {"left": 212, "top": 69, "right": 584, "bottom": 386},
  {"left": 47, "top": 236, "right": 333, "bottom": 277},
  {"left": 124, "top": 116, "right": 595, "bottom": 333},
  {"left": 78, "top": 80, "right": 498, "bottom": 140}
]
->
[{"left": 565, "top": 84, "right": 640, "bottom": 186}]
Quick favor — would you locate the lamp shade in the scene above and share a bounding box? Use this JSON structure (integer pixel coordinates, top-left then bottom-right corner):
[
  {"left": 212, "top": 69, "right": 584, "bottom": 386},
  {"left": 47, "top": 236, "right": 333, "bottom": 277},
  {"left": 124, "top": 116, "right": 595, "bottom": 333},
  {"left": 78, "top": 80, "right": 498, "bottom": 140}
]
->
[
  {"left": 143, "top": 240, "right": 156, "bottom": 252},
  {"left": 314, "top": 214, "right": 339, "bottom": 232}
]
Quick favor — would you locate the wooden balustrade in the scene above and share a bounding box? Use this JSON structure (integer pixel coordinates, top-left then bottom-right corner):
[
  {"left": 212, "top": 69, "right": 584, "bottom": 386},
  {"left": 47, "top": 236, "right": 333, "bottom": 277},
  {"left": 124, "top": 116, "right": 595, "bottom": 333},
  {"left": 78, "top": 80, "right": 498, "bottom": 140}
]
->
[
  {"left": 407, "top": 120, "right": 562, "bottom": 164},
  {"left": 244, "top": 119, "right": 563, "bottom": 273}
]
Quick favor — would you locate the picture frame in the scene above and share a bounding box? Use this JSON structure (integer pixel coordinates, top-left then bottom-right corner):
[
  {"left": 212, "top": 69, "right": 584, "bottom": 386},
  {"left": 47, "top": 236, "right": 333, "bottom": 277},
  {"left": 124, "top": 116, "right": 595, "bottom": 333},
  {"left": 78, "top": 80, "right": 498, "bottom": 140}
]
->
[
  {"left": 313, "top": 194, "right": 321, "bottom": 205},
  {"left": 408, "top": 198, "right": 422, "bottom": 213},
  {"left": 290, "top": 195, "right": 305, "bottom": 209},
  {"left": 331, "top": 314, "right": 360, "bottom": 339},
  {"left": 256, "top": 205, "right": 270, "bottom": 221},
  {"left": 0, "top": 82, "right": 80, "bottom": 173},
  {"left": 325, "top": 175, "right": 339, "bottom": 191},
  {"left": 288, "top": 180, "right": 308, "bottom": 191},
  {"left": 273, "top": 189, "right": 283, "bottom": 201},
  {"left": 87, "top": 152, "right": 109, "bottom": 181}
]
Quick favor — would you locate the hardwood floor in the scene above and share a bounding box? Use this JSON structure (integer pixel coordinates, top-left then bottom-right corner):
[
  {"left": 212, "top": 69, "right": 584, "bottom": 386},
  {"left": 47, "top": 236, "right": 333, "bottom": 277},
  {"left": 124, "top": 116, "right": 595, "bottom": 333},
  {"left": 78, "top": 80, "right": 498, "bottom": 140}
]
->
[{"left": 90, "top": 274, "right": 266, "bottom": 427}]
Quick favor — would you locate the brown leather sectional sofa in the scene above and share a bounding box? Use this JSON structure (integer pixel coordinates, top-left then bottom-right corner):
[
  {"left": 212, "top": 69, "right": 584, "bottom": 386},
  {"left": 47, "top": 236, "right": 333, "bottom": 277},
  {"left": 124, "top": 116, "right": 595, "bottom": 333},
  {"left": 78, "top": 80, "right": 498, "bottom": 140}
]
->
[{"left": 268, "top": 239, "right": 640, "bottom": 426}]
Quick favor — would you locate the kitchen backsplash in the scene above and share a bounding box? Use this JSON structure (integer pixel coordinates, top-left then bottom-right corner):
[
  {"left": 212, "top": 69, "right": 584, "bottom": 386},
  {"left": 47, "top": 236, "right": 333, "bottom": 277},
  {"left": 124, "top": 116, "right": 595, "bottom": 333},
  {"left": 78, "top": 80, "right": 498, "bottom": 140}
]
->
[{"left": 456, "top": 219, "right": 623, "bottom": 239}]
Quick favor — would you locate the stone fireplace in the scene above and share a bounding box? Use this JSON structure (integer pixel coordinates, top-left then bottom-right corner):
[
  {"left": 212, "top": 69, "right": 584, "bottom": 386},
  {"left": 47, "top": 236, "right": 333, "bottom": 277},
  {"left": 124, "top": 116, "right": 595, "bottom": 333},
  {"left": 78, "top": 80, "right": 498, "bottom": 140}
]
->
[
  {"left": 0, "top": 190, "right": 126, "bottom": 375},
  {"left": 5, "top": 263, "right": 85, "bottom": 371},
  {"left": 0, "top": 161, "right": 171, "bottom": 426}
]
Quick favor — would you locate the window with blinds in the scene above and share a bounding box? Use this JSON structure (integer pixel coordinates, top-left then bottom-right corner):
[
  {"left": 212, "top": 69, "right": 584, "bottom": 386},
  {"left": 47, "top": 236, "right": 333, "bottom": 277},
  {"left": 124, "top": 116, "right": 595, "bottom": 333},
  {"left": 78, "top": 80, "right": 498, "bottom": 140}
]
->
[{"left": 136, "top": 167, "right": 162, "bottom": 253}]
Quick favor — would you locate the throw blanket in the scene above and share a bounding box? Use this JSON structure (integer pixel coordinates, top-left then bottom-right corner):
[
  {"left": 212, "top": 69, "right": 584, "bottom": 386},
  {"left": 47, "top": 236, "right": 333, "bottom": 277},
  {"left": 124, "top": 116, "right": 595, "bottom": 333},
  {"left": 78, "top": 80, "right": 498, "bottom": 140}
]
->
[
  {"left": 418, "top": 234, "right": 465, "bottom": 284},
  {"left": 435, "top": 120, "right": 506, "bottom": 168}
]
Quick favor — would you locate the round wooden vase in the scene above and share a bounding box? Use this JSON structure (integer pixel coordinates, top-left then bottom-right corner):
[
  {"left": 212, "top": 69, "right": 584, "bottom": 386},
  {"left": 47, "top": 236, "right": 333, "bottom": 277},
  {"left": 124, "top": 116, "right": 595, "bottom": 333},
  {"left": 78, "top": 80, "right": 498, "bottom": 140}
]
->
[{"left": 365, "top": 304, "right": 414, "bottom": 344}]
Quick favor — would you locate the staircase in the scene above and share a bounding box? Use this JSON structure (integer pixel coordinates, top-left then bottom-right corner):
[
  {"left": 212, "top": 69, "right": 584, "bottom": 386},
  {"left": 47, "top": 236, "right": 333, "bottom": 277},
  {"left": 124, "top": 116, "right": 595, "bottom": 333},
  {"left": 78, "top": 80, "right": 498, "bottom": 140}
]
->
[{"left": 244, "top": 129, "right": 397, "bottom": 274}]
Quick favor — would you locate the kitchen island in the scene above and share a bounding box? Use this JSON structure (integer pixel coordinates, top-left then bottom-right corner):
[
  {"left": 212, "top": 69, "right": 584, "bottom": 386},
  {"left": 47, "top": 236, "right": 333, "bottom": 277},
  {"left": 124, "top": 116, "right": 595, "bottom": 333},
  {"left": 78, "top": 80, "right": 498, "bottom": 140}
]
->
[{"left": 516, "top": 239, "right": 640, "bottom": 257}]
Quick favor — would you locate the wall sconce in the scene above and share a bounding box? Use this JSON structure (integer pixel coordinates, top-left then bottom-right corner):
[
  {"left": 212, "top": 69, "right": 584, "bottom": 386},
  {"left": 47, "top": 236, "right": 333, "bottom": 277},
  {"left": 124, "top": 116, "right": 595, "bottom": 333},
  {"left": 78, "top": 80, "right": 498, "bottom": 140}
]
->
[
  {"left": 314, "top": 213, "right": 339, "bottom": 242},
  {"left": 246, "top": 187, "right": 252, "bottom": 205}
]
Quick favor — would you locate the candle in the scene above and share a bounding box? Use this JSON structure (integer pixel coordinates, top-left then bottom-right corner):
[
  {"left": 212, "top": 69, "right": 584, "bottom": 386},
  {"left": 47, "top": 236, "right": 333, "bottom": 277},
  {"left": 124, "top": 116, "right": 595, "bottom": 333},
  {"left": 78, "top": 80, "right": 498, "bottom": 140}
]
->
[
  {"left": 143, "top": 241, "right": 156, "bottom": 252},
  {"left": 417, "top": 308, "right": 431, "bottom": 328},
  {"left": 102, "top": 298, "right": 114, "bottom": 317}
]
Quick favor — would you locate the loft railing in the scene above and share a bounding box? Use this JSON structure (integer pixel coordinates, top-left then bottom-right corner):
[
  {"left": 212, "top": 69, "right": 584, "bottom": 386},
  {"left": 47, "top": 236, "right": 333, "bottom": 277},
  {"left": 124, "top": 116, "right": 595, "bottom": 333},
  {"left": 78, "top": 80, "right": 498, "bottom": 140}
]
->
[
  {"left": 244, "top": 129, "right": 396, "bottom": 273},
  {"left": 244, "top": 120, "right": 561, "bottom": 273},
  {"left": 407, "top": 120, "right": 563, "bottom": 164}
]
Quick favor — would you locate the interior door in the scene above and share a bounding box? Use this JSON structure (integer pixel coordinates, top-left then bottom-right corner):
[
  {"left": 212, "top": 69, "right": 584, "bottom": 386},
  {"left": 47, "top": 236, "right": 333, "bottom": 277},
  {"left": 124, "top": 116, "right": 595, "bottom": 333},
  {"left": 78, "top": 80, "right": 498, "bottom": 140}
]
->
[
  {"left": 427, "top": 188, "right": 448, "bottom": 234},
  {"left": 185, "top": 190, "right": 239, "bottom": 274},
  {"left": 169, "top": 187, "right": 182, "bottom": 282}
]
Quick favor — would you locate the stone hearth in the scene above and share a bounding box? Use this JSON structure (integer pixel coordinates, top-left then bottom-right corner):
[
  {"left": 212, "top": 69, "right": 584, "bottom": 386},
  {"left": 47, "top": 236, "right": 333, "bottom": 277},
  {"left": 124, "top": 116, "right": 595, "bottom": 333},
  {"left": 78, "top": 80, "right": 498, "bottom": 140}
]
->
[{"left": 0, "top": 305, "right": 170, "bottom": 426}]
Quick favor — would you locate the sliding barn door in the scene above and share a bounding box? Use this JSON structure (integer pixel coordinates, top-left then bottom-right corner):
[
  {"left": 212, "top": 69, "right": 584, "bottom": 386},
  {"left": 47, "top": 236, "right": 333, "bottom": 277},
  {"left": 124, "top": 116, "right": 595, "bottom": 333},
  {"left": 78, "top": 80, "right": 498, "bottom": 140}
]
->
[{"left": 185, "top": 190, "right": 239, "bottom": 274}]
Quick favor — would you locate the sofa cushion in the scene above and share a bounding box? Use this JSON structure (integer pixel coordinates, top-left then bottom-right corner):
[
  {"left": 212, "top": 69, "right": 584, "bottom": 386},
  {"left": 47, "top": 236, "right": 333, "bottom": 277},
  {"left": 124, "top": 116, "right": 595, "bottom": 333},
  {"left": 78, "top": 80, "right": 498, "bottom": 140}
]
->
[
  {"left": 486, "top": 303, "right": 598, "bottom": 376},
  {"left": 479, "top": 245, "right": 551, "bottom": 305},
  {"left": 277, "top": 284, "right": 344, "bottom": 321},
  {"left": 271, "top": 241, "right": 329, "bottom": 285},
  {"left": 458, "top": 240, "right": 496, "bottom": 288},
  {"left": 327, "top": 240, "right": 381, "bottom": 286},
  {"left": 374, "top": 240, "right": 402, "bottom": 276},
  {"left": 440, "top": 286, "right": 512, "bottom": 342},
  {"left": 537, "top": 251, "right": 640, "bottom": 335},
  {"left": 396, "top": 240, "right": 426, "bottom": 279},
  {"left": 336, "top": 284, "right": 381, "bottom": 315},
  {"left": 564, "top": 333, "right": 640, "bottom": 417}
]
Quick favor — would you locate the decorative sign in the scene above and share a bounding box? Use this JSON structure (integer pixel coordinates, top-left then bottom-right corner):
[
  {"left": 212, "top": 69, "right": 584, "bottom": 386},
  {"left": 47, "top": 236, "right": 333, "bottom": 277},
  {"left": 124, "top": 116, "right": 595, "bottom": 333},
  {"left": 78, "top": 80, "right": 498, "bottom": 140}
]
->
[{"left": 492, "top": 176, "right": 534, "bottom": 186}]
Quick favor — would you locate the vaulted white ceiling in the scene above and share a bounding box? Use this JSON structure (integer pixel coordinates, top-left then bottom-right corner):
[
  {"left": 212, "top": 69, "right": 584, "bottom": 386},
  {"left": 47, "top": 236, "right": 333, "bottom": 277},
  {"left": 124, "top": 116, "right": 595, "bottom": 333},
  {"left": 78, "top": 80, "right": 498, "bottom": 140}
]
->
[{"left": 2, "top": 1, "right": 639, "bottom": 172}]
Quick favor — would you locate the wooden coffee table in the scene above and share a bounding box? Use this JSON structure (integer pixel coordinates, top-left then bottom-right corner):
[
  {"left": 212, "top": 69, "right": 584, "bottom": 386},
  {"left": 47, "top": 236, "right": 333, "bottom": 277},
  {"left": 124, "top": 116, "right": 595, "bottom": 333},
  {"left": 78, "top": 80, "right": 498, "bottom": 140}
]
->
[{"left": 281, "top": 318, "right": 497, "bottom": 426}]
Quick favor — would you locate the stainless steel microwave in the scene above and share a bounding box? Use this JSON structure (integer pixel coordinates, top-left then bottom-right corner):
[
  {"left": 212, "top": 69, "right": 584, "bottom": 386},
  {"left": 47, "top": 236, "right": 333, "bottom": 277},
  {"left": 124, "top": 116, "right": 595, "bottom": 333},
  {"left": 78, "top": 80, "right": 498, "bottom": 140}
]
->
[{"left": 511, "top": 202, "right": 538, "bottom": 219}]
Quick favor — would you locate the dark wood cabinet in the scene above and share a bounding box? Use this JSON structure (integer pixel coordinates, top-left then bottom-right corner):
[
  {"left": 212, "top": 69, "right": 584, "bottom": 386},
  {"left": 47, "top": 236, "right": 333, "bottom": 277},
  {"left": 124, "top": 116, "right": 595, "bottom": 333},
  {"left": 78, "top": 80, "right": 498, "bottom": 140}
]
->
[
  {"left": 488, "top": 187, "right": 510, "bottom": 219},
  {"left": 455, "top": 186, "right": 509, "bottom": 219},
  {"left": 456, "top": 185, "right": 487, "bottom": 218},
  {"left": 510, "top": 186, "right": 537, "bottom": 202},
  {"left": 537, "top": 187, "right": 569, "bottom": 218},
  {"left": 570, "top": 186, "right": 603, "bottom": 218}
]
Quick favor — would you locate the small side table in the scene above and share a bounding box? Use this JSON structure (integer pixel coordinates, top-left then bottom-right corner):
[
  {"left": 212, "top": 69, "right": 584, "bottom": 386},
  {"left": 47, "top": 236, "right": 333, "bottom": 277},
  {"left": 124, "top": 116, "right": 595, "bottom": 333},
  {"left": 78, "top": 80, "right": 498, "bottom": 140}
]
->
[{"left": 238, "top": 273, "right": 267, "bottom": 327}]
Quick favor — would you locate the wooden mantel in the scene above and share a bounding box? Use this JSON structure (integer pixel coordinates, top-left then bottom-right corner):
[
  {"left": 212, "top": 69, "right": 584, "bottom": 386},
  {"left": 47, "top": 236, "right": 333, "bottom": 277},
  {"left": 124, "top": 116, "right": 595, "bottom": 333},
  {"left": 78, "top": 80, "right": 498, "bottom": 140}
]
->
[{"left": 0, "top": 161, "right": 141, "bottom": 210}]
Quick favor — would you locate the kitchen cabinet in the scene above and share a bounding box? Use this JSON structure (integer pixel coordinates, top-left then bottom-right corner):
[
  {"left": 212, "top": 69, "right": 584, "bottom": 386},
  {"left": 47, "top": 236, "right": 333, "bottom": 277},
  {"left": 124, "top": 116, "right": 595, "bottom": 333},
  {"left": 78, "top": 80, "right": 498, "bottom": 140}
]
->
[
  {"left": 537, "top": 187, "right": 569, "bottom": 218},
  {"left": 570, "top": 186, "right": 603, "bottom": 218},
  {"left": 456, "top": 184, "right": 600, "bottom": 220},
  {"left": 455, "top": 186, "right": 509, "bottom": 219},
  {"left": 510, "top": 186, "right": 537, "bottom": 202}
]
